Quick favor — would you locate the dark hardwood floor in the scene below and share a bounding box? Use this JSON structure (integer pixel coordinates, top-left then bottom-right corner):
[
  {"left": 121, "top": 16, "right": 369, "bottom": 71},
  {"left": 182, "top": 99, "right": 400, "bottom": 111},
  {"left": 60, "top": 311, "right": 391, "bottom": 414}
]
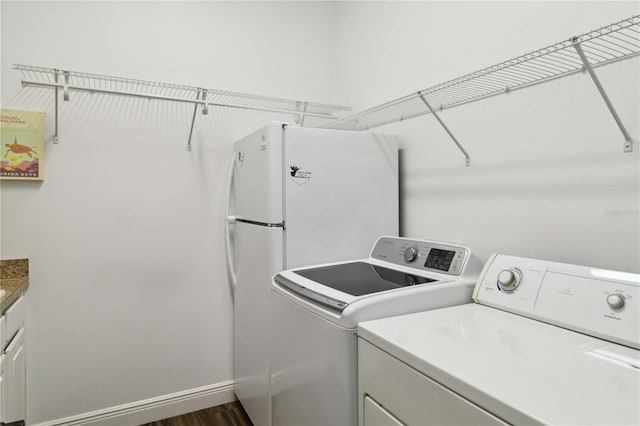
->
[{"left": 140, "top": 401, "right": 253, "bottom": 426}]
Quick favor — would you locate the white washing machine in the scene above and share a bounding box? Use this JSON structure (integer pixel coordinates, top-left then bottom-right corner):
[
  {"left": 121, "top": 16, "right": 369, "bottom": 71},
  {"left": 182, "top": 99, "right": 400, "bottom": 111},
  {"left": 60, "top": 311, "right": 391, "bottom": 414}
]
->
[
  {"left": 358, "top": 254, "right": 640, "bottom": 425},
  {"left": 270, "top": 236, "right": 483, "bottom": 426}
]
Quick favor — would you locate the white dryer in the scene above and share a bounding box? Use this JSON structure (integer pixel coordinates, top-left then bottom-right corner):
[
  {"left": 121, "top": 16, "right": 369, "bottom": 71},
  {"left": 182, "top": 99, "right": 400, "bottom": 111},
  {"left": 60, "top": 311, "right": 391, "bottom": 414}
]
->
[
  {"left": 270, "top": 236, "right": 482, "bottom": 426},
  {"left": 358, "top": 254, "right": 640, "bottom": 425}
]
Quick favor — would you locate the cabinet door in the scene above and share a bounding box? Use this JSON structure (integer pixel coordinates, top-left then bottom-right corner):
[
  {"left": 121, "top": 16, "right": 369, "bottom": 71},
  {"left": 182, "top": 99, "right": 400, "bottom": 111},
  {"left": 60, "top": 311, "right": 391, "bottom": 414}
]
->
[
  {"left": 4, "top": 327, "right": 25, "bottom": 424},
  {"left": 0, "top": 353, "right": 5, "bottom": 424},
  {"left": 364, "top": 396, "right": 404, "bottom": 426},
  {"left": 1, "top": 315, "right": 5, "bottom": 350},
  {"left": 5, "top": 296, "right": 25, "bottom": 344}
]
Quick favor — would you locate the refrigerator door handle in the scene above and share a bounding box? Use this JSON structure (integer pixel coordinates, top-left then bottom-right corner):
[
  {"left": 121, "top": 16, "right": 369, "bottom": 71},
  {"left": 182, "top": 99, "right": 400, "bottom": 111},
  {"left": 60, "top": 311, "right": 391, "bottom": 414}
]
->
[{"left": 225, "top": 153, "right": 237, "bottom": 297}]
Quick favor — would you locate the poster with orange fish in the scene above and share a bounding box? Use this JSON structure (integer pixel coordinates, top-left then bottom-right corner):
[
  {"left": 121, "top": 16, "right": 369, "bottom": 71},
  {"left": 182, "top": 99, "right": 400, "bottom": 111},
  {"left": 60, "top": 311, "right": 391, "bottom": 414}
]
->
[{"left": 1, "top": 109, "right": 45, "bottom": 181}]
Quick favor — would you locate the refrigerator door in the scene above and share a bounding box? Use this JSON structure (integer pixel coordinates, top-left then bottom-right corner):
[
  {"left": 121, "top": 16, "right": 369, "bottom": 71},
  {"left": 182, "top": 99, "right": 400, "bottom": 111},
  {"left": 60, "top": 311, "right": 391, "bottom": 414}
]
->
[
  {"left": 233, "top": 221, "right": 284, "bottom": 426},
  {"left": 283, "top": 127, "right": 398, "bottom": 269},
  {"left": 233, "top": 124, "right": 284, "bottom": 224}
]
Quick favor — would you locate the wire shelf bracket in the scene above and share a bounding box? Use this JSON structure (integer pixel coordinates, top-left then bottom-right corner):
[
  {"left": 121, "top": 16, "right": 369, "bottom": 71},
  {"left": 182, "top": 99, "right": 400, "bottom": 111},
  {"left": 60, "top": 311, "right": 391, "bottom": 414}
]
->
[
  {"left": 572, "top": 39, "right": 633, "bottom": 152},
  {"left": 418, "top": 92, "right": 470, "bottom": 166},
  {"left": 51, "top": 68, "right": 70, "bottom": 144},
  {"left": 324, "top": 15, "right": 640, "bottom": 158},
  {"left": 13, "top": 65, "right": 351, "bottom": 148},
  {"left": 295, "top": 101, "right": 310, "bottom": 127},
  {"left": 187, "top": 88, "right": 203, "bottom": 152}
]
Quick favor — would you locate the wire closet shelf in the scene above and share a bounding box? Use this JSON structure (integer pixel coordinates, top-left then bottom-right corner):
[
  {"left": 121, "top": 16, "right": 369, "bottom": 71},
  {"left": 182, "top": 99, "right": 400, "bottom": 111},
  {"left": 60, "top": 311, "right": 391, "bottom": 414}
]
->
[
  {"left": 324, "top": 15, "right": 640, "bottom": 133},
  {"left": 14, "top": 65, "right": 350, "bottom": 119},
  {"left": 14, "top": 65, "right": 351, "bottom": 148}
]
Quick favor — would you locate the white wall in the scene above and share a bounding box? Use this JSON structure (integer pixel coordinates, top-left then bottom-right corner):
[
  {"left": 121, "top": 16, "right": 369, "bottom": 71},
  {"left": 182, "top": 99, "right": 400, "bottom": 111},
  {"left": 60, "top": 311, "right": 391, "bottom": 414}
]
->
[
  {"left": 0, "top": 2, "right": 340, "bottom": 423},
  {"left": 334, "top": 1, "right": 640, "bottom": 272}
]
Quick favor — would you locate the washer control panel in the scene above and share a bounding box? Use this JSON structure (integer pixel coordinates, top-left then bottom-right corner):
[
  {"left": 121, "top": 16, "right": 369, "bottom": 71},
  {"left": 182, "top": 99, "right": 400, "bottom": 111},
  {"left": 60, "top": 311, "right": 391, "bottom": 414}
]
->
[
  {"left": 371, "top": 237, "right": 470, "bottom": 276},
  {"left": 474, "top": 254, "right": 640, "bottom": 349}
]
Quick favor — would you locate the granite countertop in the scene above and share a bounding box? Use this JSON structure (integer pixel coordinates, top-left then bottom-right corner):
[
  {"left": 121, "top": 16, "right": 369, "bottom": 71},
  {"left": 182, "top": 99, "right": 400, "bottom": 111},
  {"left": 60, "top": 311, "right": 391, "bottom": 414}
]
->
[{"left": 0, "top": 258, "right": 29, "bottom": 313}]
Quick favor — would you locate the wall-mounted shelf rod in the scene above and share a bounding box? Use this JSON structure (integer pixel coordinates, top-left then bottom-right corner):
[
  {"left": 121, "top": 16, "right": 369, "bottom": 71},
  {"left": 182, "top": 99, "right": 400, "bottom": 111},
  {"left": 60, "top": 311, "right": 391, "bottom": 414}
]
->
[{"left": 13, "top": 65, "right": 351, "bottom": 146}]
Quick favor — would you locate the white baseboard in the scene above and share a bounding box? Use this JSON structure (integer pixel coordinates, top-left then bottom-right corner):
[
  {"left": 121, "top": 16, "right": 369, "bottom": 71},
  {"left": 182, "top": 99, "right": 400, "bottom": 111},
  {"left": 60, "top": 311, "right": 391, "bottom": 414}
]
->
[{"left": 29, "top": 380, "right": 236, "bottom": 426}]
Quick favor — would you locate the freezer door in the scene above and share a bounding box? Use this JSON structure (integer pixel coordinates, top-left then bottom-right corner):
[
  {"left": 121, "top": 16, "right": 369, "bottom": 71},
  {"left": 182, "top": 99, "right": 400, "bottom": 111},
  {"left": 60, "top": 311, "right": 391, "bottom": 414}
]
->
[
  {"left": 233, "top": 221, "right": 284, "bottom": 426},
  {"left": 283, "top": 127, "right": 398, "bottom": 269},
  {"left": 233, "top": 124, "right": 284, "bottom": 224}
]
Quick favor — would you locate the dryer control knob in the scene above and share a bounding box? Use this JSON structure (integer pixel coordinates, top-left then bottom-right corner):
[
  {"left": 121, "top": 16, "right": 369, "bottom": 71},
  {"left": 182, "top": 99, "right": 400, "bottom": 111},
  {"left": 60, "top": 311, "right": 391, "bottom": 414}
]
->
[
  {"left": 498, "top": 269, "right": 521, "bottom": 291},
  {"left": 607, "top": 293, "right": 625, "bottom": 310},
  {"left": 403, "top": 247, "right": 419, "bottom": 263}
]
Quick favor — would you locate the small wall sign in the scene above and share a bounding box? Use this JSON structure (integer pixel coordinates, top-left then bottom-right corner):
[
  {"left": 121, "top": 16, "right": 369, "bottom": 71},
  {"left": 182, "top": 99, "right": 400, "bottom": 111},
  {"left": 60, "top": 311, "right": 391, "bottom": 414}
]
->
[{"left": 1, "top": 109, "right": 45, "bottom": 181}]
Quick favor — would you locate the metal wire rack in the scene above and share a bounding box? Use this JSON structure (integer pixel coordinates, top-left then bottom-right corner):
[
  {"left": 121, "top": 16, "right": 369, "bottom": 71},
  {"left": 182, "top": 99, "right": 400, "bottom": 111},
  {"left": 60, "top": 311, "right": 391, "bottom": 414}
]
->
[
  {"left": 14, "top": 65, "right": 350, "bottom": 117},
  {"left": 324, "top": 15, "right": 639, "bottom": 160},
  {"left": 13, "top": 64, "right": 351, "bottom": 147}
]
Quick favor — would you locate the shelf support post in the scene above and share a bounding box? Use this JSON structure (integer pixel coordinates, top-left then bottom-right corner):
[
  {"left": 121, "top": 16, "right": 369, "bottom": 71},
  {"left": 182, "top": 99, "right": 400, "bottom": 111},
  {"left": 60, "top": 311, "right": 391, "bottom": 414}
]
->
[
  {"left": 63, "top": 71, "right": 70, "bottom": 102},
  {"left": 295, "top": 102, "right": 309, "bottom": 127},
  {"left": 201, "top": 90, "right": 208, "bottom": 115},
  {"left": 53, "top": 69, "right": 60, "bottom": 144},
  {"left": 186, "top": 89, "right": 202, "bottom": 151},
  {"left": 418, "top": 92, "right": 471, "bottom": 166},
  {"left": 572, "top": 40, "right": 633, "bottom": 153}
]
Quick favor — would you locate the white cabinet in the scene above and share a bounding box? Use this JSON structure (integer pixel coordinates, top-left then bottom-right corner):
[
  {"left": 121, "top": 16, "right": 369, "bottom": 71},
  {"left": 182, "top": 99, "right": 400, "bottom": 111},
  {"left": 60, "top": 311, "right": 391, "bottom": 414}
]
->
[
  {"left": 1, "top": 294, "right": 26, "bottom": 425},
  {"left": 4, "top": 328, "right": 25, "bottom": 424}
]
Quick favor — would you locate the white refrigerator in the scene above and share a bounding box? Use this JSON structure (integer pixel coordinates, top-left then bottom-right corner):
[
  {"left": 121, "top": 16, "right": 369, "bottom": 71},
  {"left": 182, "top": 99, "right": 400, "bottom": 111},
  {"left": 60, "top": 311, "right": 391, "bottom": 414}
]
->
[{"left": 225, "top": 123, "right": 398, "bottom": 426}]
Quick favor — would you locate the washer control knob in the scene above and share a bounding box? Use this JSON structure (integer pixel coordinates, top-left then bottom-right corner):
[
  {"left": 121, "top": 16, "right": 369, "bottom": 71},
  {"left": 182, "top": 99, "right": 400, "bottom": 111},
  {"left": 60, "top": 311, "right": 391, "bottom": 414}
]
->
[
  {"left": 607, "top": 294, "right": 625, "bottom": 310},
  {"left": 498, "top": 269, "right": 521, "bottom": 291},
  {"left": 403, "top": 247, "right": 419, "bottom": 263}
]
